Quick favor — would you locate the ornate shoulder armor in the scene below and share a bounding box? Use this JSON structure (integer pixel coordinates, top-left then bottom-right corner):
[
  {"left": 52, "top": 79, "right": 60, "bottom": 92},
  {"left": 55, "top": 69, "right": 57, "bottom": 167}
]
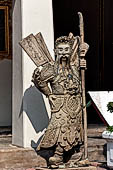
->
[{"left": 40, "top": 63, "right": 55, "bottom": 82}]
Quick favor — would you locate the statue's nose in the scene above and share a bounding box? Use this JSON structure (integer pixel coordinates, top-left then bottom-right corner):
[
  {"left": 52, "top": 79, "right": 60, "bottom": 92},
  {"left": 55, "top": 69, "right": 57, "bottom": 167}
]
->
[{"left": 62, "top": 50, "right": 65, "bottom": 54}]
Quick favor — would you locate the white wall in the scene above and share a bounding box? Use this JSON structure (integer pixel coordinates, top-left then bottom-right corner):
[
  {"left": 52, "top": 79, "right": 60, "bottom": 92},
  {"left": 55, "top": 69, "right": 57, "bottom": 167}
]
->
[
  {"left": 0, "top": 59, "right": 12, "bottom": 126},
  {"left": 12, "top": 0, "right": 54, "bottom": 147}
]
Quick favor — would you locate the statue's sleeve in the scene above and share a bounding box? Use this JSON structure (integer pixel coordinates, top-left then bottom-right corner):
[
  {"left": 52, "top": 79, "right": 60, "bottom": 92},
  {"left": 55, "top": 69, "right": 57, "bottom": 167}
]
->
[{"left": 32, "top": 64, "right": 54, "bottom": 97}]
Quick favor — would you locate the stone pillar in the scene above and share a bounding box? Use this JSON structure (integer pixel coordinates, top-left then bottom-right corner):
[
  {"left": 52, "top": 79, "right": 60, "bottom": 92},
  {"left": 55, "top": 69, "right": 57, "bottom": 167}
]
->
[{"left": 12, "top": 0, "right": 54, "bottom": 147}]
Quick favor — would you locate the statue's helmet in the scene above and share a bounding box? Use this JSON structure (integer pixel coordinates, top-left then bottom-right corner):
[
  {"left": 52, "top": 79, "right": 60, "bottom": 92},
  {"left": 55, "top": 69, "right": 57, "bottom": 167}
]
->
[{"left": 55, "top": 33, "right": 75, "bottom": 50}]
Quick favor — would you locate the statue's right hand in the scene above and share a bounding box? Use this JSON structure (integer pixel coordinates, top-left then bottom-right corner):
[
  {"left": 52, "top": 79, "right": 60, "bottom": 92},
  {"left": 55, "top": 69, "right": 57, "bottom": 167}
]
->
[
  {"left": 32, "top": 68, "right": 40, "bottom": 79},
  {"left": 32, "top": 68, "right": 40, "bottom": 84},
  {"left": 33, "top": 68, "right": 40, "bottom": 77}
]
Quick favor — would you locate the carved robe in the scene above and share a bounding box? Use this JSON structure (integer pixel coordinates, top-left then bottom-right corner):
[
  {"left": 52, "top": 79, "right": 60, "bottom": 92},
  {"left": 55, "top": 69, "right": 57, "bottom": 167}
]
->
[{"left": 32, "top": 56, "right": 83, "bottom": 152}]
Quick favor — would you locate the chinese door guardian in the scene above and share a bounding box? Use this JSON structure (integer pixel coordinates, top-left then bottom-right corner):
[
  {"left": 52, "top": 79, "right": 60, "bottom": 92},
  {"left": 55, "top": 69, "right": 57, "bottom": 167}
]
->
[{"left": 20, "top": 12, "right": 89, "bottom": 168}]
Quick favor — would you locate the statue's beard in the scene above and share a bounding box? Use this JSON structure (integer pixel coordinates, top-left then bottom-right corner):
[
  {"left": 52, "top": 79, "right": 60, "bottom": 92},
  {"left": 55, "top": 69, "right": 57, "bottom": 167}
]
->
[{"left": 60, "top": 56, "right": 67, "bottom": 64}]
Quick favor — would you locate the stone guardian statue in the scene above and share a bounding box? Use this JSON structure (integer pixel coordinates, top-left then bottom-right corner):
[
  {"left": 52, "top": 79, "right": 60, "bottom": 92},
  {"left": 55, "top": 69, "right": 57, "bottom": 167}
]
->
[{"left": 20, "top": 12, "right": 89, "bottom": 168}]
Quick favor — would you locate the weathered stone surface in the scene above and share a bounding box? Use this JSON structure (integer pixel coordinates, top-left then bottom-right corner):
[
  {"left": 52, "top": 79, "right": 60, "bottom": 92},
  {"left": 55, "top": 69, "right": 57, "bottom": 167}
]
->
[
  {"left": 0, "top": 136, "right": 12, "bottom": 148},
  {"left": 0, "top": 147, "right": 47, "bottom": 169},
  {"left": 87, "top": 125, "right": 106, "bottom": 138},
  {"left": 36, "top": 167, "right": 97, "bottom": 170},
  {"left": 88, "top": 138, "right": 107, "bottom": 162}
]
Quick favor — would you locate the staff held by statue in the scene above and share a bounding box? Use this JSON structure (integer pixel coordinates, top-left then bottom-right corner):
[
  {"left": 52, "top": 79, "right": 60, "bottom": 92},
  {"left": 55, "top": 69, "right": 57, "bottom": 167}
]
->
[{"left": 78, "top": 12, "right": 89, "bottom": 159}]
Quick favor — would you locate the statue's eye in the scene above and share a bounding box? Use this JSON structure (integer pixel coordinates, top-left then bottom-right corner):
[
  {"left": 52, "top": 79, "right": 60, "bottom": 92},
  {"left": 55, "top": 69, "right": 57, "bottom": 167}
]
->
[
  {"left": 65, "top": 47, "right": 69, "bottom": 51},
  {"left": 58, "top": 48, "right": 63, "bottom": 52}
]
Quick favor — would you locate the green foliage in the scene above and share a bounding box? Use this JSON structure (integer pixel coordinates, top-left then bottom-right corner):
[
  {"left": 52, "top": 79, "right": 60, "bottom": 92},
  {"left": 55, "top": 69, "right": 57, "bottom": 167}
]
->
[
  {"left": 106, "top": 126, "right": 113, "bottom": 132},
  {"left": 107, "top": 102, "right": 113, "bottom": 113}
]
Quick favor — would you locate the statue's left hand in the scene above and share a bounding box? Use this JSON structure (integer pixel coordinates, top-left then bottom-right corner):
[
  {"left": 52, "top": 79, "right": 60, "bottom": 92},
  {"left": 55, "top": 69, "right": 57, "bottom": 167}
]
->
[{"left": 80, "top": 58, "right": 87, "bottom": 69}]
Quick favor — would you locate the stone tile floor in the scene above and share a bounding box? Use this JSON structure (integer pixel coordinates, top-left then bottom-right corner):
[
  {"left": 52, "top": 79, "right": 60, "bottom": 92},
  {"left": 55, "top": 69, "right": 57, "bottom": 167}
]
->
[
  {"left": 0, "top": 126, "right": 109, "bottom": 170},
  {"left": 0, "top": 165, "right": 110, "bottom": 170}
]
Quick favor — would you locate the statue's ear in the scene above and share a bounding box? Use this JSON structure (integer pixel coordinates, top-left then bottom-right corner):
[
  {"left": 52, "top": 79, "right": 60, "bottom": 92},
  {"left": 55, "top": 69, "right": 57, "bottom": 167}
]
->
[{"left": 54, "top": 49, "right": 57, "bottom": 55}]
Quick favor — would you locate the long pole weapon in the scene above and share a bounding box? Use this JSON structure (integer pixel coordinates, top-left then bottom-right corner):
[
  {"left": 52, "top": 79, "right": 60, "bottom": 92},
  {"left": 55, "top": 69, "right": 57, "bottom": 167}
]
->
[{"left": 78, "top": 12, "right": 88, "bottom": 159}]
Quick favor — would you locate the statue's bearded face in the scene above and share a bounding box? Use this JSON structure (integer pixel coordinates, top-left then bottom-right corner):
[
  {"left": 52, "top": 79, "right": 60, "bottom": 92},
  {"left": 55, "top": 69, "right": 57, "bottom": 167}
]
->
[{"left": 56, "top": 43, "right": 71, "bottom": 61}]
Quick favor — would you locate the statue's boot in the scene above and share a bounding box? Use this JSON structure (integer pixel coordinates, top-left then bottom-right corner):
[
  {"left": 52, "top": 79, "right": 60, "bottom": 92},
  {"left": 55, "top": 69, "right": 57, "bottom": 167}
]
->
[
  {"left": 49, "top": 145, "right": 63, "bottom": 168},
  {"left": 49, "top": 154, "right": 63, "bottom": 168}
]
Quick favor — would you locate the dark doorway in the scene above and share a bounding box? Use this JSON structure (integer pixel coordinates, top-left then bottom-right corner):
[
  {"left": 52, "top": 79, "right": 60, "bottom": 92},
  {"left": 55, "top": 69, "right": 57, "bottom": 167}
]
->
[{"left": 52, "top": 0, "right": 113, "bottom": 124}]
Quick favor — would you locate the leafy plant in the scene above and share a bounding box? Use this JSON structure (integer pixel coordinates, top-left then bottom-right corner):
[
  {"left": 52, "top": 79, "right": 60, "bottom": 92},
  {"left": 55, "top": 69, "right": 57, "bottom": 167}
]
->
[
  {"left": 107, "top": 102, "right": 113, "bottom": 113},
  {"left": 106, "top": 102, "right": 113, "bottom": 132},
  {"left": 106, "top": 126, "right": 113, "bottom": 133}
]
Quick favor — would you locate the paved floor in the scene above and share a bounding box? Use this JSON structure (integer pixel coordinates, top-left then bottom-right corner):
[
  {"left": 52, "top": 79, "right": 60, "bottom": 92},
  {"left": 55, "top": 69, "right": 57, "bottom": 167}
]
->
[
  {"left": 0, "top": 165, "right": 110, "bottom": 170},
  {"left": 0, "top": 126, "right": 109, "bottom": 170}
]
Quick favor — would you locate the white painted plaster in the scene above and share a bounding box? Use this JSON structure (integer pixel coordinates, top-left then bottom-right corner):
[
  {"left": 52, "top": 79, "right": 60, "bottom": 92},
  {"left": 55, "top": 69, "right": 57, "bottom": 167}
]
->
[
  {"left": 0, "top": 59, "right": 12, "bottom": 126},
  {"left": 88, "top": 91, "right": 113, "bottom": 126},
  {"left": 12, "top": 0, "right": 54, "bottom": 147}
]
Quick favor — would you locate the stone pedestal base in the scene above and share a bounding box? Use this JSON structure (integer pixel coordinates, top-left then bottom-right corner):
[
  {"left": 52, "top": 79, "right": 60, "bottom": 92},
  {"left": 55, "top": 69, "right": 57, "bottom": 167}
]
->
[
  {"left": 102, "top": 131, "right": 113, "bottom": 169},
  {"left": 36, "top": 167, "right": 97, "bottom": 170}
]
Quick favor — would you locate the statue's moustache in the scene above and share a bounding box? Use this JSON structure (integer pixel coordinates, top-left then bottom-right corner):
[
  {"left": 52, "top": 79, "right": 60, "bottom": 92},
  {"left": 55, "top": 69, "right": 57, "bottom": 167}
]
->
[{"left": 59, "top": 54, "right": 70, "bottom": 58}]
